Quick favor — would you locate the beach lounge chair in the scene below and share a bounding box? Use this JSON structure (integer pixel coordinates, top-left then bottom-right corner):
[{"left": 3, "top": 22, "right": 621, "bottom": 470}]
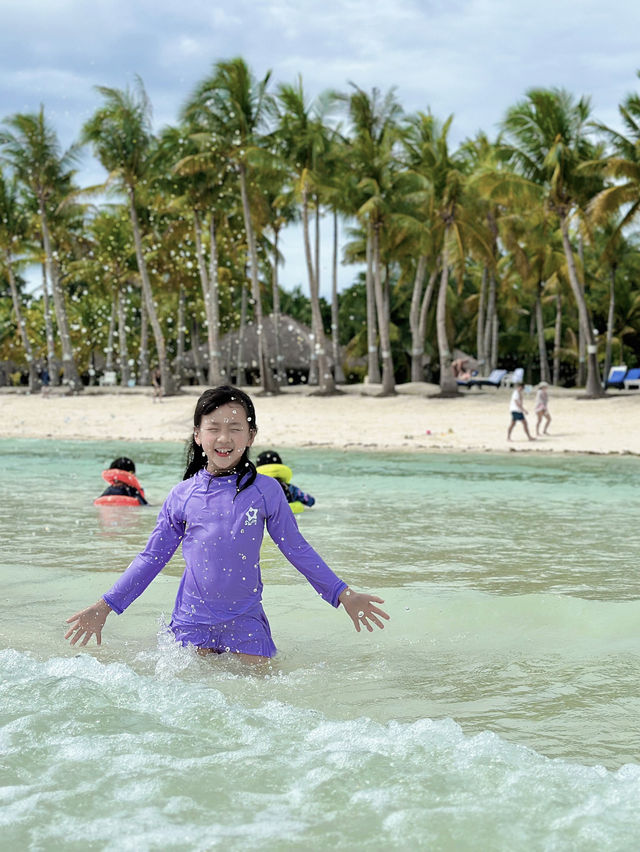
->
[
  {"left": 456, "top": 369, "right": 478, "bottom": 388},
  {"left": 100, "top": 370, "right": 117, "bottom": 386},
  {"left": 466, "top": 368, "right": 507, "bottom": 390},
  {"left": 605, "top": 365, "right": 627, "bottom": 389},
  {"left": 623, "top": 367, "right": 640, "bottom": 390},
  {"left": 502, "top": 367, "right": 524, "bottom": 387}
]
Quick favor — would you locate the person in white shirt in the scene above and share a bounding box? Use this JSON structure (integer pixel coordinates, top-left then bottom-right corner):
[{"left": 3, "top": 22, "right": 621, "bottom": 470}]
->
[{"left": 507, "top": 381, "right": 535, "bottom": 442}]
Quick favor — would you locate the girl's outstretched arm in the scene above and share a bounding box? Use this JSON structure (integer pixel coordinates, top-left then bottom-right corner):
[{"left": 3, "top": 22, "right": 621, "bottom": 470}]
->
[
  {"left": 338, "top": 588, "right": 390, "bottom": 633},
  {"left": 65, "top": 598, "right": 112, "bottom": 646}
]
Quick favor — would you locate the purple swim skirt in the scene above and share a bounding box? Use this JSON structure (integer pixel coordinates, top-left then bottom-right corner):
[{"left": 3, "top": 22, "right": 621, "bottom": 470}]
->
[{"left": 169, "top": 609, "right": 277, "bottom": 658}]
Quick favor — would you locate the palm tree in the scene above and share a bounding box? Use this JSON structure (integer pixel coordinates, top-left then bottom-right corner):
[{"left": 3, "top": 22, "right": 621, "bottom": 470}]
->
[
  {"left": 0, "top": 108, "right": 82, "bottom": 389},
  {"left": 157, "top": 122, "right": 232, "bottom": 386},
  {"left": 588, "top": 82, "right": 640, "bottom": 378},
  {"left": 185, "top": 57, "right": 277, "bottom": 393},
  {"left": 275, "top": 78, "right": 337, "bottom": 393},
  {"left": 500, "top": 88, "right": 605, "bottom": 397},
  {"left": 71, "top": 209, "right": 137, "bottom": 386},
  {"left": 588, "top": 81, "right": 640, "bottom": 238},
  {"left": 401, "top": 112, "right": 448, "bottom": 382},
  {"left": 342, "top": 85, "right": 405, "bottom": 395},
  {"left": 407, "top": 114, "right": 491, "bottom": 394},
  {"left": 82, "top": 79, "right": 177, "bottom": 395},
  {"left": 0, "top": 167, "right": 39, "bottom": 389}
]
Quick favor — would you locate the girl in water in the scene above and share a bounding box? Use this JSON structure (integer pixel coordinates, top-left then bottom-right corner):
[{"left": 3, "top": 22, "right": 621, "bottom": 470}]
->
[{"left": 65, "top": 386, "right": 389, "bottom": 662}]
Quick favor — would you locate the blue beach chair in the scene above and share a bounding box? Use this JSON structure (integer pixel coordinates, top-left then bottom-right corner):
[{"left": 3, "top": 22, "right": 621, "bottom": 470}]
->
[
  {"left": 605, "top": 365, "right": 627, "bottom": 389},
  {"left": 466, "top": 368, "right": 507, "bottom": 390},
  {"left": 623, "top": 367, "right": 640, "bottom": 390}
]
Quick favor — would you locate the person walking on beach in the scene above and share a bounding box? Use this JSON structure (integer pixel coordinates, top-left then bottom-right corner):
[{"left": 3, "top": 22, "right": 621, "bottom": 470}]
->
[
  {"left": 534, "top": 381, "right": 551, "bottom": 436},
  {"left": 507, "top": 381, "right": 535, "bottom": 442},
  {"left": 65, "top": 385, "right": 389, "bottom": 663}
]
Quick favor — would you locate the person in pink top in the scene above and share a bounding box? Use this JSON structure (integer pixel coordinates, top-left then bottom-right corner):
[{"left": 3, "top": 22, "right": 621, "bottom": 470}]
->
[
  {"left": 534, "top": 381, "right": 551, "bottom": 436},
  {"left": 65, "top": 385, "right": 389, "bottom": 663}
]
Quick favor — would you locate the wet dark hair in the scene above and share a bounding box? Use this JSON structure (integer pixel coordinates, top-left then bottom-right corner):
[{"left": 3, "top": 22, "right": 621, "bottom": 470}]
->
[
  {"left": 257, "top": 450, "right": 282, "bottom": 466},
  {"left": 183, "top": 385, "right": 258, "bottom": 495},
  {"left": 109, "top": 457, "right": 136, "bottom": 473}
]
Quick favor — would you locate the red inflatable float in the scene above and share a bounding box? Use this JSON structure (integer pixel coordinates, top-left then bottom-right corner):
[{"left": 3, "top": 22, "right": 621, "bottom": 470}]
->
[{"left": 94, "top": 468, "right": 146, "bottom": 507}]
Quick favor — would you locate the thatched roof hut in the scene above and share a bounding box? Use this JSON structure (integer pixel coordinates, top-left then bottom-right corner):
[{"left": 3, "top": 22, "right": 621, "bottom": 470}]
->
[{"left": 181, "top": 314, "right": 335, "bottom": 383}]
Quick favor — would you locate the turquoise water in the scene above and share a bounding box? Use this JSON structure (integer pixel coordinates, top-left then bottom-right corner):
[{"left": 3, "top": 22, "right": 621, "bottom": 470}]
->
[{"left": 2, "top": 439, "right": 640, "bottom": 849}]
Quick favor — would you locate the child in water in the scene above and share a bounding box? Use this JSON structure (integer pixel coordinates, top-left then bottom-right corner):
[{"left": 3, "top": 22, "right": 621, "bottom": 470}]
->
[
  {"left": 94, "top": 457, "right": 148, "bottom": 506},
  {"left": 256, "top": 449, "right": 315, "bottom": 511},
  {"left": 66, "top": 386, "right": 389, "bottom": 662}
]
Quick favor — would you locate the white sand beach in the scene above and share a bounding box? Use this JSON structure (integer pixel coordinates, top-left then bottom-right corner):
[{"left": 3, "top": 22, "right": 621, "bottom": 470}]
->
[{"left": 2, "top": 382, "right": 640, "bottom": 456}]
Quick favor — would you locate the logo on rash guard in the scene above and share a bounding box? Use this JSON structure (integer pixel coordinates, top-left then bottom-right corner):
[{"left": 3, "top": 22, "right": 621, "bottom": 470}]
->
[{"left": 244, "top": 507, "right": 258, "bottom": 526}]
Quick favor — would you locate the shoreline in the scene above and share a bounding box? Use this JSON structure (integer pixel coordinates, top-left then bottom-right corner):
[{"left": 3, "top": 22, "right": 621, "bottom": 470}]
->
[{"left": 2, "top": 382, "right": 640, "bottom": 457}]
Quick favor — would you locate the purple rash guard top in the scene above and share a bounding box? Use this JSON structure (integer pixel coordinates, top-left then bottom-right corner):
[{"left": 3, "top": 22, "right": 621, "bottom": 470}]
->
[{"left": 102, "top": 470, "right": 347, "bottom": 649}]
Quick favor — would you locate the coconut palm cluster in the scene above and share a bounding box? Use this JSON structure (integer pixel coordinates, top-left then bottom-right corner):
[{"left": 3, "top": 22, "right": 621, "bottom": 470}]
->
[{"left": 2, "top": 59, "right": 640, "bottom": 398}]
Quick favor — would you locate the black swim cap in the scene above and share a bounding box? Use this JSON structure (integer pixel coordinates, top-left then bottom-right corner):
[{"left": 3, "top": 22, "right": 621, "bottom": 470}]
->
[
  {"left": 256, "top": 450, "right": 282, "bottom": 466},
  {"left": 109, "top": 457, "right": 136, "bottom": 473}
]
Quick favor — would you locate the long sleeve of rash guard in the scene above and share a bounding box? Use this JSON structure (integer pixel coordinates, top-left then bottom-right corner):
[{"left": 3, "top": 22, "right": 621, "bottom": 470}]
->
[
  {"left": 102, "top": 496, "right": 185, "bottom": 614},
  {"left": 260, "top": 478, "right": 347, "bottom": 606}
]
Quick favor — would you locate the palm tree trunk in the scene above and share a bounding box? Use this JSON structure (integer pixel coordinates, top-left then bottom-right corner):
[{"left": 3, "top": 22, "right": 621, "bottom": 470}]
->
[
  {"left": 437, "top": 236, "right": 458, "bottom": 395},
  {"left": 238, "top": 163, "right": 276, "bottom": 393},
  {"left": 365, "top": 222, "right": 380, "bottom": 383},
  {"left": 535, "top": 283, "right": 550, "bottom": 383},
  {"left": 301, "top": 184, "right": 334, "bottom": 394},
  {"left": 553, "top": 291, "right": 562, "bottom": 387},
  {"left": 491, "top": 312, "right": 499, "bottom": 372},
  {"left": 175, "top": 284, "right": 186, "bottom": 387},
  {"left": 604, "top": 264, "right": 616, "bottom": 387},
  {"left": 302, "top": 191, "right": 318, "bottom": 386},
  {"left": 207, "top": 215, "right": 223, "bottom": 385},
  {"left": 271, "top": 226, "right": 285, "bottom": 386},
  {"left": 41, "top": 261, "right": 57, "bottom": 385},
  {"left": 331, "top": 210, "right": 345, "bottom": 383},
  {"left": 409, "top": 254, "right": 427, "bottom": 382},
  {"left": 191, "top": 319, "right": 206, "bottom": 385},
  {"left": 484, "top": 271, "right": 497, "bottom": 370},
  {"left": 193, "top": 209, "right": 213, "bottom": 378},
  {"left": 105, "top": 298, "right": 116, "bottom": 372},
  {"left": 559, "top": 217, "right": 603, "bottom": 397},
  {"left": 307, "top": 198, "right": 322, "bottom": 386},
  {"left": 5, "top": 251, "right": 38, "bottom": 391},
  {"left": 138, "top": 298, "right": 150, "bottom": 386},
  {"left": 418, "top": 264, "right": 438, "bottom": 367},
  {"left": 116, "top": 289, "right": 130, "bottom": 386},
  {"left": 127, "top": 186, "right": 176, "bottom": 395},
  {"left": 577, "top": 235, "right": 587, "bottom": 387},
  {"left": 477, "top": 266, "right": 488, "bottom": 367},
  {"left": 372, "top": 223, "right": 395, "bottom": 395},
  {"left": 236, "top": 278, "right": 248, "bottom": 386},
  {"left": 39, "top": 204, "right": 81, "bottom": 390}
]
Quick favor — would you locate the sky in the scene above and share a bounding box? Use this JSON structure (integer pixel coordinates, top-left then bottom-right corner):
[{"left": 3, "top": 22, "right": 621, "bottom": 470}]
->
[{"left": 1, "top": 0, "right": 639, "bottom": 296}]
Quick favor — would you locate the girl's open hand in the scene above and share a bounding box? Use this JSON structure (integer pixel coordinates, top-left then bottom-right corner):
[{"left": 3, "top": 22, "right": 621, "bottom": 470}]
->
[
  {"left": 339, "top": 588, "right": 390, "bottom": 632},
  {"left": 65, "top": 599, "right": 112, "bottom": 646}
]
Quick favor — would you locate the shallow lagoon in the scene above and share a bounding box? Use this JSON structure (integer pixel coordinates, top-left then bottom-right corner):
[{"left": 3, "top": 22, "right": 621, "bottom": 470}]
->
[{"left": 2, "top": 439, "right": 640, "bottom": 850}]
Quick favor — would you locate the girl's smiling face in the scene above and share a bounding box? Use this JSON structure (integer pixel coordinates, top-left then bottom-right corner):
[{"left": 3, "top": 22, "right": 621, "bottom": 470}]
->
[{"left": 194, "top": 402, "right": 255, "bottom": 474}]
